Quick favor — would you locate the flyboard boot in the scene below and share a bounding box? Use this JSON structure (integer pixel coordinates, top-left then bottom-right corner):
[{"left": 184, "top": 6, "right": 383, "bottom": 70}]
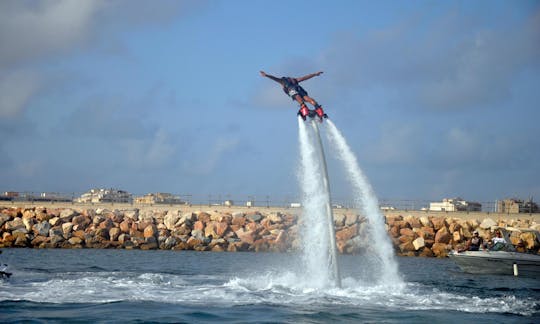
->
[
  {"left": 298, "top": 103, "right": 310, "bottom": 120},
  {"left": 314, "top": 105, "right": 328, "bottom": 122}
]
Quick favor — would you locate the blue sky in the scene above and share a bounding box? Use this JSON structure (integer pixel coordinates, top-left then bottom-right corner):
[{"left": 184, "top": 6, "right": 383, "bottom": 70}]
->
[{"left": 1, "top": 0, "right": 539, "bottom": 205}]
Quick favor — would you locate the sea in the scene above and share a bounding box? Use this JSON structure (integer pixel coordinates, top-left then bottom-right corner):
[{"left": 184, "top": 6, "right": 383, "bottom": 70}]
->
[{"left": 0, "top": 249, "right": 539, "bottom": 323}]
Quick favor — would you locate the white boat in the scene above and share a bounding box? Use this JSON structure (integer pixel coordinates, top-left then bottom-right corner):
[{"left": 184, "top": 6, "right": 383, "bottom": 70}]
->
[
  {"left": 449, "top": 249, "right": 540, "bottom": 278},
  {"left": 449, "top": 227, "right": 540, "bottom": 278}
]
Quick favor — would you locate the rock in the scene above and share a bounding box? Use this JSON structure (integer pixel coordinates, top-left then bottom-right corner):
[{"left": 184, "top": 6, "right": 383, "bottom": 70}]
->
[
  {"left": 160, "top": 236, "right": 177, "bottom": 250},
  {"left": 404, "top": 215, "right": 422, "bottom": 228},
  {"left": 431, "top": 217, "right": 447, "bottom": 231},
  {"left": 68, "top": 237, "right": 83, "bottom": 245},
  {"left": 399, "top": 241, "right": 415, "bottom": 253},
  {"left": 60, "top": 208, "right": 77, "bottom": 221},
  {"left": 35, "top": 211, "right": 51, "bottom": 222},
  {"left": 479, "top": 218, "right": 497, "bottom": 230},
  {"left": 13, "top": 232, "right": 29, "bottom": 247},
  {"left": 119, "top": 220, "right": 131, "bottom": 233},
  {"left": 164, "top": 211, "right": 182, "bottom": 230},
  {"left": 336, "top": 225, "right": 358, "bottom": 242},
  {"left": 418, "top": 247, "right": 434, "bottom": 257},
  {"left": 246, "top": 212, "right": 262, "bottom": 222},
  {"left": 267, "top": 213, "right": 283, "bottom": 224},
  {"left": 118, "top": 233, "right": 130, "bottom": 244},
  {"left": 50, "top": 234, "right": 64, "bottom": 245},
  {"left": 452, "top": 231, "right": 462, "bottom": 243},
  {"left": 72, "top": 215, "right": 91, "bottom": 227},
  {"left": 345, "top": 214, "right": 358, "bottom": 226},
  {"left": 419, "top": 216, "right": 432, "bottom": 227},
  {"left": 92, "top": 215, "right": 106, "bottom": 225},
  {"left": 434, "top": 227, "right": 452, "bottom": 244},
  {"left": 399, "top": 228, "right": 415, "bottom": 238},
  {"left": 22, "top": 216, "right": 35, "bottom": 231},
  {"left": 95, "top": 228, "right": 110, "bottom": 240},
  {"left": 33, "top": 221, "right": 51, "bottom": 236},
  {"left": 49, "top": 217, "right": 62, "bottom": 226},
  {"left": 143, "top": 224, "right": 158, "bottom": 238},
  {"left": 5, "top": 217, "right": 25, "bottom": 231},
  {"left": 0, "top": 213, "right": 11, "bottom": 227},
  {"left": 197, "top": 212, "right": 211, "bottom": 223},
  {"left": 193, "top": 220, "right": 205, "bottom": 231},
  {"left": 413, "top": 237, "right": 425, "bottom": 250},
  {"left": 109, "top": 227, "right": 121, "bottom": 241},
  {"left": 334, "top": 214, "right": 346, "bottom": 227},
  {"left": 215, "top": 222, "right": 229, "bottom": 237},
  {"left": 31, "top": 235, "right": 48, "bottom": 246},
  {"left": 521, "top": 232, "right": 539, "bottom": 250},
  {"left": 235, "top": 228, "right": 256, "bottom": 244},
  {"left": 431, "top": 243, "right": 450, "bottom": 257},
  {"left": 62, "top": 222, "right": 73, "bottom": 236},
  {"left": 124, "top": 209, "right": 139, "bottom": 221},
  {"left": 231, "top": 214, "right": 246, "bottom": 226}
]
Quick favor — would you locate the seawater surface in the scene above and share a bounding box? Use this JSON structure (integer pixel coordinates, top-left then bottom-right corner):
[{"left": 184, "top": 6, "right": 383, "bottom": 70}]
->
[{"left": 1, "top": 249, "right": 539, "bottom": 323}]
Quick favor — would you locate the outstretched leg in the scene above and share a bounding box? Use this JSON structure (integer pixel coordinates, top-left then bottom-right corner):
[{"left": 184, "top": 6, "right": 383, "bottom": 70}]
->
[{"left": 293, "top": 95, "right": 309, "bottom": 120}]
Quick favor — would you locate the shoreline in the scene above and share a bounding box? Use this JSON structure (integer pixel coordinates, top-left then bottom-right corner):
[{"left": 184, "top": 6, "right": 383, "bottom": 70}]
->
[{"left": 1, "top": 204, "right": 539, "bottom": 257}]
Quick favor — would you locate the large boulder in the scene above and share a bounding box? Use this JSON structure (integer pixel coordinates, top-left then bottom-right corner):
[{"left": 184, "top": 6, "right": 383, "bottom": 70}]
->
[
  {"left": 164, "top": 211, "right": 182, "bottom": 230},
  {"left": 59, "top": 208, "right": 77, "bottom": 222},
  {"left": 479, "top": 218, "right": 497, "bottom": 229},
  {"left": 235, "top": 228, "right": 256, "bottom": 244},
  {"left": 33, "top": 221, "right": 51, "bottom": 237},
  {"left": 6, "top": 217, "right": 25, "bottom": 231},
  {"left": 431, "top": 217, "right": 447, "bottom": 231},
  {"left": 431, "top": 242, "right": 450, "bottom": 257},
  {"left": 413, "top": 237, "right": 425, "bottom": 250},
  {"left": 434, "top": 227, "right": 452, "bottom": 244},
  {"left": 143, "top": 224, "right": 158, "bottom": 238}
]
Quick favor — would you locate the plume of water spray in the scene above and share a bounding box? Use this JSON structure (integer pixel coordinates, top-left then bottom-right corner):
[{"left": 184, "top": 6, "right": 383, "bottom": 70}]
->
[
  {"left": 324, "top": 119, "right": 402, "bottom": 285},
  {"left": 297, "top": 117, "right": 340, "bottom": 288}
]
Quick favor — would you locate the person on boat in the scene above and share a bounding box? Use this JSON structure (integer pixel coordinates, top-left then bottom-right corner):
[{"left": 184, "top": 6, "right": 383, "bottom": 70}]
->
[
  {"left": 465, "top": 230, "right": 484, "bottom": 251},
  {"left": 259, "top": 70, "right": 327, "bottom": 120},
  {"left": 488, "top": 230, "right": 507, "bottom": 251}
]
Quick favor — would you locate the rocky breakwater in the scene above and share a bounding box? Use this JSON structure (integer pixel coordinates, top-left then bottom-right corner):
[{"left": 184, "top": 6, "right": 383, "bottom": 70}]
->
[
  {"left": 0, "top": 206, "right": 298, "bottom": 252},
  {"left": 386, "top": 215, "right": 540, "bottom": 257},
  {"left": 1, "top": 206, "right": 539, "bottom": 257}
]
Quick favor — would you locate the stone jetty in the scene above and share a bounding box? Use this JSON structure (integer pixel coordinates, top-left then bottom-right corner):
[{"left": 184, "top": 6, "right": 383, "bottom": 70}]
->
[{"left": 1, "top": 206, "right": 539, "bottom": 257}]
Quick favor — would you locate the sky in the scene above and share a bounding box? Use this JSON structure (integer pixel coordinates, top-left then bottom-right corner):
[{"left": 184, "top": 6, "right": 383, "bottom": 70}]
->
[{"left": 1, "top": 0, "right": 539, "bottom": 206}]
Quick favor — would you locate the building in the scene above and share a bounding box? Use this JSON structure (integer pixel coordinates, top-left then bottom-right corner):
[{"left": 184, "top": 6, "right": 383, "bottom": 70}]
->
[
  {"left": 429, "top": 198, "right": 482, "bottom": 212},
  {"left": 134, "top": 193, "right": 184, "bottom": 204},
  {"left": 497, "top": 198, "right": 538, "bottom": 213},
  {"left": 77, "top": 188, "right": 132, "bottom": 203}
]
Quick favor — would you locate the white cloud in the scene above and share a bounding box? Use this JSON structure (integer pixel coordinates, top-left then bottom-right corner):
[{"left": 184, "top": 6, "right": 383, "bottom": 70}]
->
[{"left": 0, "top": 0, "right": 102, "bottom": 67}]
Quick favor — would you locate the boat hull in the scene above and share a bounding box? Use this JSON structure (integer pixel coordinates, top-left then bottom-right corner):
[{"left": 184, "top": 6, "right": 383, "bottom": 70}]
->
[{"left": 449, "top": 250, "right": 540, "bottom": 278}]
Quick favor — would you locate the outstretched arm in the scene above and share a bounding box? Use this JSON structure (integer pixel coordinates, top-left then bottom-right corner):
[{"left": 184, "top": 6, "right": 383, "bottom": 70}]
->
[
  {"left": 260, "top": 71, "right": 282, "bottom": 84},
  {"left": 296, "top": 71, "right": 323, "bottom": 82}
]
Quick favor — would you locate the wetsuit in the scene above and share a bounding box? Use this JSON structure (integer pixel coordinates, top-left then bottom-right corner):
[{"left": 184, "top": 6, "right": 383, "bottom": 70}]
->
[{"left": 281, "top": 77, "right": 308, "bottom": 100}]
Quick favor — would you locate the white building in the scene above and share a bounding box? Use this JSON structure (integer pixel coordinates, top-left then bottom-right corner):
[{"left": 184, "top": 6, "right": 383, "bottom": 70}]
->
[
  {"left": 77, "top": 188, "right": 132, "bottom": 203},
  {"left": 134, "top": 193, "right": 184, "bottom": 204},
  {"left": 429, "top": 197, "right": 481, "bottom": 212}
]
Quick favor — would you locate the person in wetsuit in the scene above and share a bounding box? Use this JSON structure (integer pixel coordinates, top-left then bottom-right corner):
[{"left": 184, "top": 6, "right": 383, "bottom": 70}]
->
[{"left": 259, "top": 70, "right": 326, "bottom": 120}]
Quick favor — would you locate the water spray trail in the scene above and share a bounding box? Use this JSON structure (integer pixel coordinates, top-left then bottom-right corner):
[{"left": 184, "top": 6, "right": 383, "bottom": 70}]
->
[
  {"left": 324, "top": 119, "right": 402, "bottom": 285},
  {"left": 297, "top": 117, "right": 340, "bottom": 288}
]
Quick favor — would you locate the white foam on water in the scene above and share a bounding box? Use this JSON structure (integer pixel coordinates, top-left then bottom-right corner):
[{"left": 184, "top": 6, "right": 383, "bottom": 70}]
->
[
  {"left": 0, "top": 270, "right": 537, "bottom": 316},
  {"left": 324, "top": 120, "right": 402, "bottom": 286}
]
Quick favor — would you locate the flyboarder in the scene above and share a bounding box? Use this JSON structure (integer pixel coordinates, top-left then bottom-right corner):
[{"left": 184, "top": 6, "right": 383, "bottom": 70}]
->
[{"left": 260, "top": 70, "right": 328, "bottom": 121}]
